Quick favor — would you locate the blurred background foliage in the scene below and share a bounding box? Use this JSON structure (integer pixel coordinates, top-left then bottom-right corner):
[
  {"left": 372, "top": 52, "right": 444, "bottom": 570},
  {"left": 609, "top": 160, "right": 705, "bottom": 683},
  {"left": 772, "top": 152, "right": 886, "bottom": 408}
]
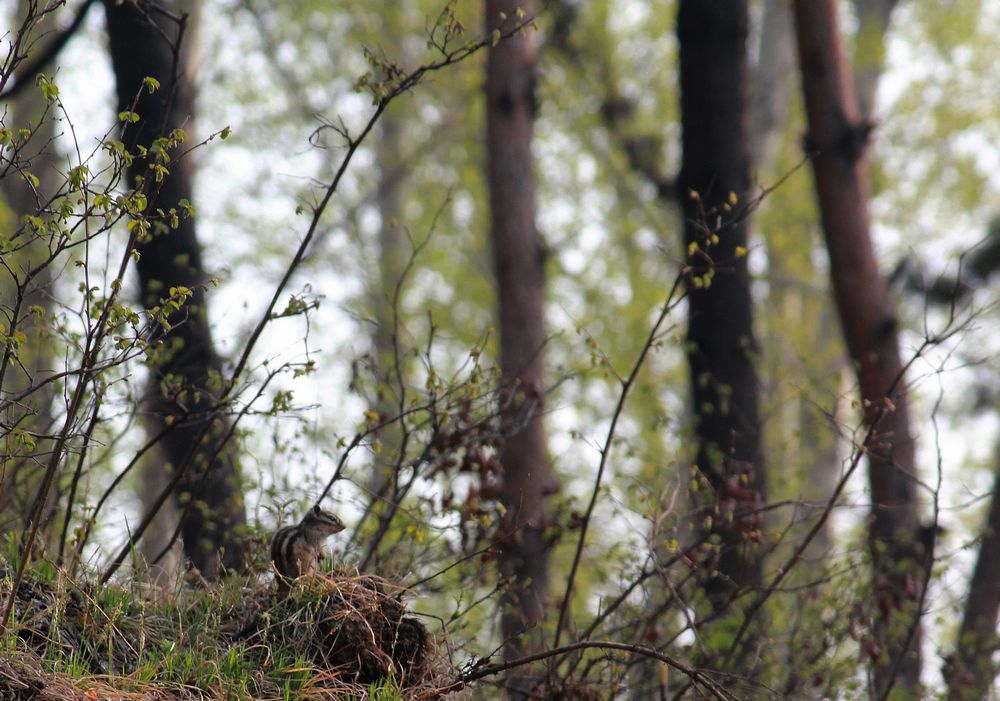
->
[{"left": 3, "top": 0, "right": 1000, "bottom": 696}]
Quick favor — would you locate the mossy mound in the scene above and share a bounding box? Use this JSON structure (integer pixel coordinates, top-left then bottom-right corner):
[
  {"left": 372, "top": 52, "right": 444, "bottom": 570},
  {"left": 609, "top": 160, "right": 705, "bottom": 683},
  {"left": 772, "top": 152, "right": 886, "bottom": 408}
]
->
[
  {"left": 233, "top": 573, "right": 432, "bottom": 685},
  {"left": 0, "top": 568, "right": 442, "bottom": 700}
]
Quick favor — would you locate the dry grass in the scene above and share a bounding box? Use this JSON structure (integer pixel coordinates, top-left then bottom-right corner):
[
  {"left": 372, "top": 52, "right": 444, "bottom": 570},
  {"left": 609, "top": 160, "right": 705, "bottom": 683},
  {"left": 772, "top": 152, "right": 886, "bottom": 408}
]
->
[{"left": 0, "top": 567, "right": 443, "bottom": 700}]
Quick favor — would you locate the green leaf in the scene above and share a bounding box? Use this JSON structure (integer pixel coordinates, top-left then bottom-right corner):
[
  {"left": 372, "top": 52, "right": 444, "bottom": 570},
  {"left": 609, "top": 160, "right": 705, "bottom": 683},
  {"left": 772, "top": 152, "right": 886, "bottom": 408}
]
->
[
  {"left": 68, "top": 164, "right": 90, "bottom": 190},
  {"left": 35, "top": 74, "right": 59, "bottom": 101}
]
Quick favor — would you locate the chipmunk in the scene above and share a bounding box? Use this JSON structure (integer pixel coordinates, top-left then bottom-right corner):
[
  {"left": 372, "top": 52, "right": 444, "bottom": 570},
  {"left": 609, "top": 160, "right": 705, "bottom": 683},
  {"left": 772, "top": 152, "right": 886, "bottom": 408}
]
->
[{"left": 270, "top": 505, "right": 345, "bottom": 585}]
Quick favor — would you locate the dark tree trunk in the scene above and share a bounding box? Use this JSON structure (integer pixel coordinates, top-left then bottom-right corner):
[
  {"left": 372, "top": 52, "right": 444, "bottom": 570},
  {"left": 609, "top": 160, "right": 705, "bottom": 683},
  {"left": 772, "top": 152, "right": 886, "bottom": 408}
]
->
[
  {"left": 792, "top": 1, "right": 924, "bottom": 695},
  {"left": 677, "top": 0, "right": 765, "bottom": 614},
  {"left": 945, "top": 446, "right": 1000, "bottom": 700},
  {"left": 104, "top": 0, "right": 245, "bottom": 579},
  {"left": 485, "top": 1, "right": 555, "bottom": 697}
]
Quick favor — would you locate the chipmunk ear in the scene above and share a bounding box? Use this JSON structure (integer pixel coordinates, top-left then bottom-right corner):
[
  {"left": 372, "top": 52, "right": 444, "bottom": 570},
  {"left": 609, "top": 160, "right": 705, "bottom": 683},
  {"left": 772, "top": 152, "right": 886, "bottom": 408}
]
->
[{"left": 311, "top": 505, "right": 322, "bottom": 515}]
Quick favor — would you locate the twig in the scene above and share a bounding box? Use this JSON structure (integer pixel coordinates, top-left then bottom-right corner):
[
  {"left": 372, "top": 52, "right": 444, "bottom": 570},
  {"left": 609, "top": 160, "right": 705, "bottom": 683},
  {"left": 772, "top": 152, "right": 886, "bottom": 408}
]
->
[
  {"left": 553, "top": 272, "right": 686, "bottom": 647},
  {"left": 428, "top": 640, "right": 735, "bottom": 701},
  {"left": 3, "top": 214, "right": 143, "bottom": 631},
  {"left": 97, "top": 17, "right": 533, "bottom": 582},
  {"left": 0, "top": 0, "right": 99, "bottom": 99},
  {"left": 721, "top": 332, "right": 947, "bottom": 669}
]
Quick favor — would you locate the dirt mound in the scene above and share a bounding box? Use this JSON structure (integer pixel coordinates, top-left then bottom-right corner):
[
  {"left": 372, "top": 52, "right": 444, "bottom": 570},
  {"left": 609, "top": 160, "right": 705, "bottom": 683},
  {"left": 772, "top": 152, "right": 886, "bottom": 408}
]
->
[
  {"left": 0, "top": 568, "right": 439, "bottom": 699},
  {"left": 235, "top": 573, "right": 432, "bottom": 685}
]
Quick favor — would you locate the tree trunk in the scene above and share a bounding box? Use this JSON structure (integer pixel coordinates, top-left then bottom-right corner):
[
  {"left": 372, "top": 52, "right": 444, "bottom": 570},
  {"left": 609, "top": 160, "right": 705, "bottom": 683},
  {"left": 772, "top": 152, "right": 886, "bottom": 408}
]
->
[
  {"left": 791, "top": 2, "right": 924, "bottom": 695},
  {"left": 749, "top": 0, "right": 796, "bottom": 172},
  {"left": 852, "top": 0, "right": 899, "bottom": 122},
  {"left": 677, "top": 0, "right": 765, "bottom": 616},
  {"left": 357, "top": 101, "right": 411, "bottom": 560},
  {"left": 137, "top": 0, "right": 200, "bottom": 588},
  {"left": 104, "top": 0, "right": 246, "bottom": 579},
  {"left": 366, "top": 7, "right": 411, "bottom": 533},
  {"left": 945, "top": 444, "right": 1000, "bottom": 700},
  {"left": 0, "top": 0, "right": 60, "bottom": 543},
  {"left": 751, "top": 0, "right": 844, "bottom": 565},
  {"left": 485, "top": 2, "right": 555, "bottom": 697},
  {"left": 370, "top": 113, "right": 406, "bottom": 433}
]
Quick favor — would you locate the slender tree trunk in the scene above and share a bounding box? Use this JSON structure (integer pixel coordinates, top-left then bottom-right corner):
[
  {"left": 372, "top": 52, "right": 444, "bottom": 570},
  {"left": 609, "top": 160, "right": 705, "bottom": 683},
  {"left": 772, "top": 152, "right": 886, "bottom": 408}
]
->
[
  {"left": 749, "top": 0, "right": 796, "bottom": 172},
  {"left": 945, "top": 443, "right": 1000, "bottom": 699},
  {"left": 366, "top": 8, "right": 412, "bottom": 528},
  {"left": 370, "top": 112, "right": 406, "bottom": 448},
  {"left": 942, "top": 225, "right": 1000, "bottom": 696},
  {"left": 358, "top": 101, "right": 411, "bottom": 558},
  {"left": 852, "top": 0, "right": 899, "bottom": 122},
  {"left": 485, "top": 2, "right": 555, "bottom": 697},
  {"left": 0, "top": 0, "right": 59, "bottom": 541},
  {"left": 104, "top": 0, "right": 246, "bottom": 579},
  {"left": 677, "top": 0, "right": 765, "bottom": 616},
  {"left": 751, "top": 0, "right": 844, "bottom": 563},
  {"left": 792, "top": 2, "right": 924, "bottom": 696}
]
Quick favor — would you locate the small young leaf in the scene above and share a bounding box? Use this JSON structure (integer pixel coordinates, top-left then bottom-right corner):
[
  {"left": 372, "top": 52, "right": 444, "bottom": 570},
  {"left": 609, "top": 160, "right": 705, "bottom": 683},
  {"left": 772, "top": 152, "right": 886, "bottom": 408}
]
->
[{"left": 35, "top": 75, "right": 59, "bottom": 101}]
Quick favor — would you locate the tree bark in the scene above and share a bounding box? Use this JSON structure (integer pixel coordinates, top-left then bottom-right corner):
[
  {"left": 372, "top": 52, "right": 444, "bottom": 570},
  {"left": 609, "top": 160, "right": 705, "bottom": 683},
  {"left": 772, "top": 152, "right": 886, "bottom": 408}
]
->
[
  {"left": 358, "top": 101, "right": 410, "bottom": 559},
  {"left": 485, "top": 2, "right": 555, "bottom": 697},
  {"left": 104, "top": 0, "right": 246, "bottom": 579},
  {"left": 677, "top": 0, "right": 765, "bottom": 615},
  {"left": 945, "top": 446, "right": 1000, "bottom": 700},
  {"left": 751, "top": 0, "right": 844, "bottom": 565},
  {"left": 0, "top": 0, "right": 60, "bottom": 542},
  {"left": 852, "top": 0, "right": 899, "bottom": 122},
  {"left": 366, "top": 7, "right": 412, "bottom": 533},
  {"left": 791, "top": 1, "right": 924, "bottom": 695},
  {"left": 749, "top": 0, "right": 796, "bottom": 172}
]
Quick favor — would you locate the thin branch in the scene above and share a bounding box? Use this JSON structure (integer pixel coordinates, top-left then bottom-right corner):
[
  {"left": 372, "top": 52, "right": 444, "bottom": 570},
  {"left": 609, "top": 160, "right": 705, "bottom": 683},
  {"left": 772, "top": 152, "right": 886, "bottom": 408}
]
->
[
  {"left": 98, "top": 19, "right": 530, "bottom": 581},
  {"left": 429, "top": 640, "right": 736, "bottom": 701},
  {"left": 0, "top": 0, "right": 99, "bottom": 99},
  {"left": 554, "top": 272, "right": 687, "bottom": 647},
  {"left": 721, "top": 331, "right": 948, "bottom": 670},
  {"left": 3, "top": 217, "right": 143, "bottom": 632}
]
